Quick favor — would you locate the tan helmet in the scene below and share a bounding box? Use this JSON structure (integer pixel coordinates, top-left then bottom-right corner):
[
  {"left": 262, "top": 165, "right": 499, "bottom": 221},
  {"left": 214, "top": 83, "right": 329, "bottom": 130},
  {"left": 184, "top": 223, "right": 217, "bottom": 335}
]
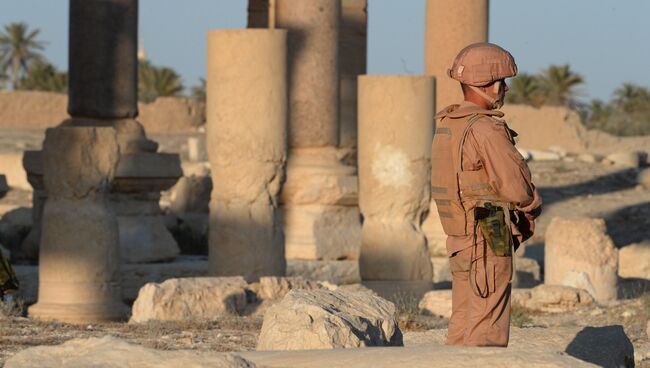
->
[{"left": 447, "top": 43, "right": 517, "bottom": 86}]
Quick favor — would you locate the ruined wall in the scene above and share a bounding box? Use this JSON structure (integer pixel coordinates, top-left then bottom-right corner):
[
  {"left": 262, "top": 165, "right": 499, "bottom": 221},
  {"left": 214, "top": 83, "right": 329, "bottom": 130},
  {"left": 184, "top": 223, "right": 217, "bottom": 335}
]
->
[{"left": 0, "top": 91, "right": 204, "bottom": 133}]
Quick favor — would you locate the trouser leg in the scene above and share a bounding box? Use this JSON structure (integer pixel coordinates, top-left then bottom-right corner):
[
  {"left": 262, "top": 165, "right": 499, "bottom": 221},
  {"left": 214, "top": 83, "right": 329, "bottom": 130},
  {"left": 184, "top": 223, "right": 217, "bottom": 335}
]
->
[
  {"left": 447, "top": 247, "right": 472, "bottom": 345},
  {"left": 464, "top": 245, "right": 513, "bottom": 347}
]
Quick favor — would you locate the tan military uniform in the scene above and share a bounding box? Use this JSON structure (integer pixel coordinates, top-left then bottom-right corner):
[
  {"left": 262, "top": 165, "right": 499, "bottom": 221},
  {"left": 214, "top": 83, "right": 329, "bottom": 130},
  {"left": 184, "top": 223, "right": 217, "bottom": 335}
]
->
[{"left": 431, "top": 101, "right": 541, "bottom": 346}]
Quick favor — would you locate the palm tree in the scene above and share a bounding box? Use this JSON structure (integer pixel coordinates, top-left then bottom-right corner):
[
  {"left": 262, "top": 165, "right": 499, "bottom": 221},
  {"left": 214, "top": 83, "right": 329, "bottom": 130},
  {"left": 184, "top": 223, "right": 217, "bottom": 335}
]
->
[
  {"left": 0, "top": 22, "right": 46, "bottom": 89},
  {"left": 612, "top": 83, "right": 650, "bottom": 114},
  {"left": 537, "top": 64, "right": 584, "bottom": 107},
  {"left": 506, "top": 73, "right": 541, "bottom": 106},
  {"left": 138, "top": 59, "right": 183, "bottom": 103},
  {"left": 16, "top": 59, "right": 67, "bottom": 93}
]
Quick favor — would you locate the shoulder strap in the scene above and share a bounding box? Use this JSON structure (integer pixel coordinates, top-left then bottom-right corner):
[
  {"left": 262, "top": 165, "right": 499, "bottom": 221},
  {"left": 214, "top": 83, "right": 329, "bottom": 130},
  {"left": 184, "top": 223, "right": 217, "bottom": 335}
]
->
[{"left": 457, "top": 113, "right": 481, "bottom": 172}]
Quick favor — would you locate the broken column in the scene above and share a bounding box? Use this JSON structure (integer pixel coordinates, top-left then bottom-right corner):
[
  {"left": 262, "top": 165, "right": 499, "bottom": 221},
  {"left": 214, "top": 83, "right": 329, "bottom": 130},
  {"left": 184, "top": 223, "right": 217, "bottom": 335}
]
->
[
  {"left": 545, "top": 217, "right": 618, "bottom": 303},
  {"left": 28, "top": 127, "right": 127, "bottom": 323},
  {"left": 422, "top": 0, "right": 488, "bottom": 260},
  {"left": 248, "top": 0, "right": 360, "bottom": 262},
  {"left": 338, "top": 0, "right": 367, "bottom": 162},
  {"left": 22, "top": 0, "right": 182, "bottom": 263},
  {"left": 358, "top": 75, "right": 434, "bottom": 299},
  {"left": 206, "top": 29, "right": 287, "bottom": 282}
]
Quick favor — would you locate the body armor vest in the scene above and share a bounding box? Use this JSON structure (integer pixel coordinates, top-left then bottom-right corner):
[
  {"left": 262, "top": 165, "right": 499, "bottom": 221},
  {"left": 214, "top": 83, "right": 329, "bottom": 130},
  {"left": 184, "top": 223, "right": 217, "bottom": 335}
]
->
[{"left": 431, "top": 104, "right": 510, "bottom": 236}]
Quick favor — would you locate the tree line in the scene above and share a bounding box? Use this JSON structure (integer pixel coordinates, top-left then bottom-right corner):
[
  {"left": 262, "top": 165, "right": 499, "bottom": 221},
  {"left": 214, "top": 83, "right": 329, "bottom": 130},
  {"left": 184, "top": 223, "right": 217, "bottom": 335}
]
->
[{"left": 0, "top": 22, "right": 204, "bottom": 103}]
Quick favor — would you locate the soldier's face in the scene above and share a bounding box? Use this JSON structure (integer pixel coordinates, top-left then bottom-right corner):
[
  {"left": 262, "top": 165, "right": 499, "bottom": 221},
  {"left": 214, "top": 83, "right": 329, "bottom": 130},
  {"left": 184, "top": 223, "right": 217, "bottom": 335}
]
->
[{"left": 485, "top": 80, "right": 507, "bottom": 108}]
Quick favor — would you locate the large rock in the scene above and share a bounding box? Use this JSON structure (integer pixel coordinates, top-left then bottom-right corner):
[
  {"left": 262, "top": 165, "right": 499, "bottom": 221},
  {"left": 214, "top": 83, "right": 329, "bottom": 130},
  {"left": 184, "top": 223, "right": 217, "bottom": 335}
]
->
[
  {"left": 545, "top": 217, "right": 618, "bottom": 303},
  {"left": 431, "top": 257, "right": 451, "bottom": 286},
  {"left": 287, "top": 259, "right": 361, "bottom": 284},
  {"left": 118, "top": 215, "right": 180, "bottom": 263},
  {"left": 257, "top": 290, "right": 402, "bottom": 350},
  {"left": 4, "top": 336, "right": 255, "bottom": 368},
  {"left": 512, "top": 257, "right": 541, "bottom": 288},
  {"left": 130, "top": 277, "right": 248, "bottom": 323},
  {"left": 254, "top": 276, "right": 327, "bottom": 300},
  {"left": 618, "top": 243, "right": 650, "bottom": 279},
  {"left": 513, "top": 284, "right": 594, "bottom": 312},
  {"left": 418, "top": 290, "right": 452, "bottom": 318}
]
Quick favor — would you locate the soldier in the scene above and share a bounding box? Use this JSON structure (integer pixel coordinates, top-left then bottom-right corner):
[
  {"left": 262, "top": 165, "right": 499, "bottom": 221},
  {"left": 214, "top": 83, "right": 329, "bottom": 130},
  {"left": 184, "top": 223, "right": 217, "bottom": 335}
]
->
[{"left": 431, "top": 43, "right": 542, "bottom": 346}]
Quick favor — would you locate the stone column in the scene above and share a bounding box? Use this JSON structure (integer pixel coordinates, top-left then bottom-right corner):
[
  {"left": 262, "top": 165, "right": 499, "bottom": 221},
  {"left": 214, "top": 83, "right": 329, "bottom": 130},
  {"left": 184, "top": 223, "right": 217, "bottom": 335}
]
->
[
  {"left": 28, "top": 127, "right": 127, "bottom": 323},
  {"left": 22, "top": 0, "right": 182, "bottom": 264},
  {"left": 358, "top": 75, "right": 434, "bottom": 299},
  {"left": 422, "top": 0, "right": 488, "bottom": 264},
  {"left": 339, "top": 0, "right": 367, "bottom": 161},
  {"left": 248, "top": 0, "right": 361, "bottom": 262},
  {"left": 206, "top": 30, "right": 287, "bottom": 282},
  {"left": 424, "top": 0, "right": 488, "bottom": 111}
]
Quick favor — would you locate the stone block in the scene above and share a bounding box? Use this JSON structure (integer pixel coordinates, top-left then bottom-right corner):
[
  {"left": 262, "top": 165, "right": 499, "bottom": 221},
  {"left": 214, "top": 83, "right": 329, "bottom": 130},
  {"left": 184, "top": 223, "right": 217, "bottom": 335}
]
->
[
  {"left": 618, "top": 243, "right": 650, "bottom": 279},
  {"left": 129, "top": 277, "right": 248, "bottom": 323},
  {"left": 253, "top": 276, "right": 327, "bottom": 300},
  {"left": 4, "top": 336, "right": 255, "bottom": 368},
  {"left": 257, "top": 289, "right": 402, "bottom": 350},
  {"left": 418, "top": 290, "right": 452, "bottom": 319},
  {"left": 513, "top": 284, "right": 593, "bottom": 313},
  {"left": 286, "top": 259, "right": 361, "bottom": 284},
  {"left": 545, "top": 217, "right": 618, "bottom": 303},
  {"left": 283, "top": 204, "right": 361, "bottom": 260},
  {"left": 118, "top": 216, "right": 180, "bottom": 263}
]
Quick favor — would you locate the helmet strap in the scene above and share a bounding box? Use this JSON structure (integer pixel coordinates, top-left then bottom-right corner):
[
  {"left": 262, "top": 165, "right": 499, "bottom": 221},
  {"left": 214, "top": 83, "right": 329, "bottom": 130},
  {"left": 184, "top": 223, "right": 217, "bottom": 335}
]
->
[{"left": 469, "top": 85, "right": 501, "bottom": 109}]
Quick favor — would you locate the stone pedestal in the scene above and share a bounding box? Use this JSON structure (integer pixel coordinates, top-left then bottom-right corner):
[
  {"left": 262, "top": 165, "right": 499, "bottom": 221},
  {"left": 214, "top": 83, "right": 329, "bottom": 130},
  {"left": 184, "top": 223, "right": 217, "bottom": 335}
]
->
[
  {"left": 28, "top": 126, "right": 128, "bottom": 323},
  {"left": 358, "top": 75, "right": 435, "bottom": 298},
  {"left": 424, "top": 0, "right": 488, "bottom": 112},
  {"left": 206, "top": 29, "right": 288, "bottom": 282}
]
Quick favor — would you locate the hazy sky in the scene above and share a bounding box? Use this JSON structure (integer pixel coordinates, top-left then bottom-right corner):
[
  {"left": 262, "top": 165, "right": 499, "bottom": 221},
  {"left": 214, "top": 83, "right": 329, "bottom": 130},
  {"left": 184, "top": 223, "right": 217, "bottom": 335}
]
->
[{"left": 1, "top": 0, "right": 648, "bottom": 102}]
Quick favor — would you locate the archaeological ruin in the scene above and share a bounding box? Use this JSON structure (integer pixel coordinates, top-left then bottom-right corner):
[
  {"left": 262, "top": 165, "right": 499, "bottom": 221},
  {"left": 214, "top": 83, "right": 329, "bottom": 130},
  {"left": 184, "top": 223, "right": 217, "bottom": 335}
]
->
[{"left": 0, "top": 0, "right": 648, "bottom": 366}]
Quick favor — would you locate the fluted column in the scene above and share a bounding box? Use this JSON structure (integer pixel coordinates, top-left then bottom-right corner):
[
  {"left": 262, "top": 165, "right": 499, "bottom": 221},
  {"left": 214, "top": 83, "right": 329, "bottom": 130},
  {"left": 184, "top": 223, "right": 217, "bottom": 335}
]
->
[
  {"left": 358, "top": 75, "right": 434, "bottom": 299},
  {"left": 207, "top": 30, "right": 288, "bottom": 282}
]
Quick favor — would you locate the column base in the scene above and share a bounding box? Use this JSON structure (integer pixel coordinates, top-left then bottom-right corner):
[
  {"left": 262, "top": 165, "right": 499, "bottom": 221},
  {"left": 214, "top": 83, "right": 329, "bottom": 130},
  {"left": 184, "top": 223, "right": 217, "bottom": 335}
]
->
[
  {"left": 28, "top": 300, "right": 129, "bottom": 324},
  {"left": 362, "top": 280, "right": 433, "bottom": 302}
]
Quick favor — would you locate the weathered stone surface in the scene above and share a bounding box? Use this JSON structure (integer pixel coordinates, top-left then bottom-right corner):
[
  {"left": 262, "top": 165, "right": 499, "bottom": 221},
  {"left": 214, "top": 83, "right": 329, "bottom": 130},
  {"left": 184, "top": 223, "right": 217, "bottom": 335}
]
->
[
  {"left": 358, "top": 76, "right": 434, "bottom": 283},
  {"left": 207, "top": 29, "right": 287, "bottom": 282},
  {"left": 418, "top": 290, "right": 452, "bottom": 319},
  {"left": 619, "top": 243, "right": 650, "bottom": 279},
  {"left": 283, "top": 204, "right": 361, "bottom": 260},
  {"left": 513, "top": 284, "right": 594, "bottom": 312},
  {"left": 257, "top": 290, "right": 402, "bottom": 350},
  {"left": 29, "top": 127, "right": 127, "bottom": 323},
  {"left": 130, "top": 277, "right": 248, "bottom": 323},
  {"left": 168, "top": 175, "right": 212, "bottom": 214},
  {"left": 422, "top": 201, "right": 447, "bottom": 257},
  {"left": 512, "top": 257, "right": 541, "bottom": 288},
  {"left": 545, "top": 217, "right": 618, "bottom": 303},
  {"left": 139, "top": 97, "right": 205, "bottom": 133},
  {"left": 286, "top": 259, "right": 361, "bottom": 284},
  {"left": 604, "top": 151, "right": 640, "bottom": 168},
  {"left": 647, "top": 319, "right": 650, "bottom": 340},
  {"left": 118, "top": 215, "right": 180, "bottom": 263},
  {"left": 0, "top": 153, "right": 31, "bottom": 191},
  {"left": 4, "top": 336, "right": 256, "bottom": 368},
  {"left": 400, "top": 326, "right": 632, "bottom": 368},
  {"left": 424, "top": 0, "right": 487, "bottom": 111},
  {"left": 254, "top": 276, "right": 326, "bottom": 300},
  {"left": 0, "top": 207, "right": 31, "bottom": 252}
]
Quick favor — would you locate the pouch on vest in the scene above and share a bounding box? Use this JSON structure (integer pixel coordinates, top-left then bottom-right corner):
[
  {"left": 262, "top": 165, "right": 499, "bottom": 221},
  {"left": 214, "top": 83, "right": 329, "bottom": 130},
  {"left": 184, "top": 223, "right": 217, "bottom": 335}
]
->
[{"left": 474, "top": 203, "right": 512, "bottom": 257}]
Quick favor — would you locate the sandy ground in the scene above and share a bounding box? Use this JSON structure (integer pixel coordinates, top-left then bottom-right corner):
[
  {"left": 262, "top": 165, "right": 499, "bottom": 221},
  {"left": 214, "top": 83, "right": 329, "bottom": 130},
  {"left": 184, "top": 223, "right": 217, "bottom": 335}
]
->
[{"left": 0, "top": 129, "right": 649, "bottom": 365}]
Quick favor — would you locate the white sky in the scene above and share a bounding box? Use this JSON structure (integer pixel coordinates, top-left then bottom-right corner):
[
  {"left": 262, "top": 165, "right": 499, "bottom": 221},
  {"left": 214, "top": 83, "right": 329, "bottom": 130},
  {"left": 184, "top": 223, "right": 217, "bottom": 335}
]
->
[{"left": 1, "top": 0, "right": 648, "bottom": 102}]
